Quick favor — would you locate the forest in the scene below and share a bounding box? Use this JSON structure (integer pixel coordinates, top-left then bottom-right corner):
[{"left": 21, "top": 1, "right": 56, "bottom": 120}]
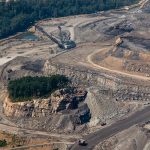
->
[
  {"left": 8, "top": 75, "right": 69, "bottom": 102},
  {"left": 0, "top": 0, "right": 138, "bottom": 39}
]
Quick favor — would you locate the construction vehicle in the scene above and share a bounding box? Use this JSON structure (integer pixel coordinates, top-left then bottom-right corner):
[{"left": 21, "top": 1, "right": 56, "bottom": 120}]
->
[
  {"left": 58, "top": 25, "right": 76, "bottom": 49},
  {"left": 35, "top": 25, "right": 76, "bottom": 50},
  {"left": 61, "top": 40, "right": 76, "bottom": 49},
  {"left": 78, "top": 139, "right": 87, "bottom": 146}
]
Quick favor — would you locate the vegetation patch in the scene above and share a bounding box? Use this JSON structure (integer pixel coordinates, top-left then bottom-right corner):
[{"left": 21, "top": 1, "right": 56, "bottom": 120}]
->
[
  {"left": 8, "top": 75, "right": 69, "bottom": 102},
  {"left": 0, "top": 139, "right": 7, "bottom": 147},
  {"left": 0, "top": 0, "right": 139, "bottom": 39}
]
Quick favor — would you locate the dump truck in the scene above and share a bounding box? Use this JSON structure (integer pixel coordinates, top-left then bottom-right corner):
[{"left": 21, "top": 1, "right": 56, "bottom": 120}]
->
[{"left": 78, "top": 139, "right": 87, "bottom": 146}]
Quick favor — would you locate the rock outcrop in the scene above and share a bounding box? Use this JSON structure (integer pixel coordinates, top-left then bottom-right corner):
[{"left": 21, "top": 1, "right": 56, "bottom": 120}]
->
[
  {"left": 85, "top": 87, "right": 126, "bottom": 126},
  {"left": 123, "top": 61, "right": 150, "bottom": 75},
  {"left": 43, "top": 60, "right": 150, "bottom": 102},
  {"left": 3, "top": 88, "right": 88, "bottom": 118},
  {"left": 3, "top": 96, "right": 51, "bottom": 118},
  {"left": 115, "top": 37, "right": 123, "bottom": 46},
  {"left": 3, "top": 88, "right": 90, "bottom": 132}
]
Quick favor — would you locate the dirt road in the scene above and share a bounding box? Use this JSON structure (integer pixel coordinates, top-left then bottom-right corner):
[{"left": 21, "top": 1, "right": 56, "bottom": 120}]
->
[
  {"left": 87, "top": 47, "right": 150, "bottom": 81},
  {"left": 11, "top": 142, "right": 74, "bottom": 150},
  {"left": 70, "top": 105, "right": 150, "bottom": 150},
  {"left": 0, "top": 123, "right": 81, "bottom": 140}
]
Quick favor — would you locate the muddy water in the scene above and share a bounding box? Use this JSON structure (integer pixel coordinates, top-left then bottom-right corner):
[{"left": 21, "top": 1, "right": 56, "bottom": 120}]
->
[{"left": 16, "top": 32, "right": 39, "bottom": 41}]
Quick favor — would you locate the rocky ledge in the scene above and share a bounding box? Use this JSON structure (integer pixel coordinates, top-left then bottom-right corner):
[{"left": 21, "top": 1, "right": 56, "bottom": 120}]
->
[
  {"left": 3, "top": 88, "right": 91, "bottom": 132},
  {"left": 3, "top": 88, "right": 88, "bottom": 118}
]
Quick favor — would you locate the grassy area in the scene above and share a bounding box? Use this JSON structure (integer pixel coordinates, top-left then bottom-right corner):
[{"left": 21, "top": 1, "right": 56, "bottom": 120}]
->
[{"left": 0, "top": 131, "right": 53, "bottom": 149}]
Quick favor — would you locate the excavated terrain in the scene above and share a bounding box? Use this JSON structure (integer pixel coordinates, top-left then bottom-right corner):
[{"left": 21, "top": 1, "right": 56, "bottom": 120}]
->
[
  {"left": 88, "top": 9, "right": 150, "bottom": 77},
  {"left": 3, "top": 88, "right": 90, "bottom": 133},
  {"left": 94, "top": 123, "right": 150, "bottom": 150},
  {"left": 0, "top": 1, "right": 149, "bottom": 147}
]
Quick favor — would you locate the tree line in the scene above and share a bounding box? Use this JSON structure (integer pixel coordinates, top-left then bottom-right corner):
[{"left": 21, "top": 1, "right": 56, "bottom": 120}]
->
[
  {"left": 8, "top": 75, "right": 69, "bottom": 102},
  {"left": 0, "top": 0, "right": 138, "bottom": 39}
]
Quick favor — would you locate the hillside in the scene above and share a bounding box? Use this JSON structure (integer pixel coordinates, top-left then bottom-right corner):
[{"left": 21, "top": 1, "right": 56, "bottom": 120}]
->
[
  {"left": 0, "top": 0, "right": 149, "bottom": 149},
  {"left": 0, "top": 0, "right": 139, "bottom": 39}
]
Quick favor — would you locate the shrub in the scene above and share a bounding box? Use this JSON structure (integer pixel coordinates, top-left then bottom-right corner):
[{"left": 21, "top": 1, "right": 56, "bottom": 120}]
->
[{"left": 0, "top": 139, "right": 7, "bottom": 147}]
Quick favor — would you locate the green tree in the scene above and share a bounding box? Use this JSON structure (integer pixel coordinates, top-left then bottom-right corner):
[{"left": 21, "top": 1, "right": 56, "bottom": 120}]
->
[
  {"left": 8, "top": 75, "right": 69, "bottom": 102},
  {"left": 0, "top": 0, "right": 139, "bottom": 39}
]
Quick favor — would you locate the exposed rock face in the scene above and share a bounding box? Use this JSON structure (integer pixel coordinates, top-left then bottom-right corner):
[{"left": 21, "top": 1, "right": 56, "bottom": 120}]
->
[
  {"left": 3, "top": 96, "right": 51, "bottom": 118},
  {"left": 3, "top": 88, "right": 88, "bottom": 118},
  {"left": 44, "top": 60, "right": 120, "bottom": 90},
  {"left": 43, "top": 60, "right": 150, "bottom": 102},
  {"left": 3, "top": 88, "right": 90, "bottom": 132},
  {"left": 123, "top": 61, "right": 150, "bottom": 75},
  {"left": 85, "top": 87, "right": 127, "bottom": 126},
  {"left": 51, "top": 88, "right": 87, "bottom": 113},
  {"left": 85, "top": 87, "right": 134, "bottom": 126},
  {"left": 42, "top": 60, "right": 150, "bottom": 127}
]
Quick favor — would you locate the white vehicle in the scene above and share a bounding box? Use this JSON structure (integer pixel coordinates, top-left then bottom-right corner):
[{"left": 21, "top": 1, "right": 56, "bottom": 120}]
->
[
  {"left": 145, "top": 74, "right": 150, "bottom": 77},
  {"left": 124, "top": 6, "right": 129, "bottom": 10},
  {"left": 63, "top": 40, "right": 76, "bottom": 49}
]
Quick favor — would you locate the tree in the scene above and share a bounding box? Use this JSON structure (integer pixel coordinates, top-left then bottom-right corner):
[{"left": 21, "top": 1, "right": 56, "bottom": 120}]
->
[
  {"left": 8, "top": 75, "right": 69, "bottom": 102},
  {"left": 0, "top": 0, "right": 138, "bottom": 39}
]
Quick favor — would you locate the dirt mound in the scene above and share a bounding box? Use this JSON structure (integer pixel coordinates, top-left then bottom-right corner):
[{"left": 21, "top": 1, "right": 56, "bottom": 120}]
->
[{"left": 92, "top": 31, "right": 150, "bottom": 76}]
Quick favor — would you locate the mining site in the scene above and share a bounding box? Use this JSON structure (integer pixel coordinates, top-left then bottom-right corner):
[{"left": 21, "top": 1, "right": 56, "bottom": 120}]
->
[{"left": 0, "top": 0, "right": 150, "bottom": 150}]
